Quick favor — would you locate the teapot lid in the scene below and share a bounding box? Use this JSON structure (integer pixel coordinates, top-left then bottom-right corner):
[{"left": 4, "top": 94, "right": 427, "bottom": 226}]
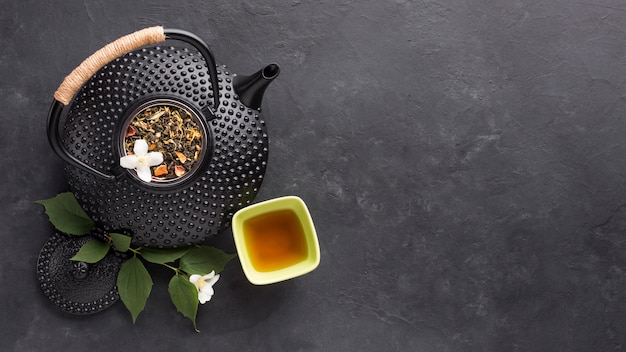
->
[{"left": 37, "top": 231, "right": 124, "bottom": 314}]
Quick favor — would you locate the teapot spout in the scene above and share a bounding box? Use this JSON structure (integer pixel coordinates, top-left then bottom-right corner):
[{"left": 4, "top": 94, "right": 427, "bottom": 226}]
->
[{"left": 233, "top": 64, "right": 280, "bottom": 109}]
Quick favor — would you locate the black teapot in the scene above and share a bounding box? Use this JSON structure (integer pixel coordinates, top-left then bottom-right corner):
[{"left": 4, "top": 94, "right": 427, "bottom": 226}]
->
[
  {"left": 38, "top": 27, "right": 280, "bottom": 315},
  {"left": 46, "top": 26, "right": 279, "bottom": 249}
]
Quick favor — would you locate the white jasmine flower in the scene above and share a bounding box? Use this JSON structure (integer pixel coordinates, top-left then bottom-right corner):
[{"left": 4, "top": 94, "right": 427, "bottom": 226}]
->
[
  {"left": 120, "top": 139, "right": 163, "bottom": 182},
  {"left": 189, "top": 271, "right": 220, "bottom": 304}
]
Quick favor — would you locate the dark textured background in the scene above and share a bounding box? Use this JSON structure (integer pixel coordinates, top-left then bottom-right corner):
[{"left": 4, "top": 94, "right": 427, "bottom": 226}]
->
[{"left": 1, "top": 0, "right": 625, "bottom": 351}]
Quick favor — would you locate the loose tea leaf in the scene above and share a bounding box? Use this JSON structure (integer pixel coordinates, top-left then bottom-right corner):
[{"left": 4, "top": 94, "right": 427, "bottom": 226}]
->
[{"left": 125, "top": 104, "right": 202, "bottom": 181}]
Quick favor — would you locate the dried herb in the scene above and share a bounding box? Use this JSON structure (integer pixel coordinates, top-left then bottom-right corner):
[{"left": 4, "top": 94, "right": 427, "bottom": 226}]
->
[{"left": 125, "top": 104, "right": 202, "bottom": 181}]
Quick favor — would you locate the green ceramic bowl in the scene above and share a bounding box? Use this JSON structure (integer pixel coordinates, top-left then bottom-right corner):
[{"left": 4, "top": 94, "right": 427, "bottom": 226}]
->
[{"left": 232, "top": 196, "right": 320, "bottom": 285}]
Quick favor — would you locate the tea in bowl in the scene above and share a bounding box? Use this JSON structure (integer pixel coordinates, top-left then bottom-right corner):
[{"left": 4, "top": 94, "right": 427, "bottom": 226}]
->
[{"left": 231, "top": 196, "right": 320, "bottom": 285}]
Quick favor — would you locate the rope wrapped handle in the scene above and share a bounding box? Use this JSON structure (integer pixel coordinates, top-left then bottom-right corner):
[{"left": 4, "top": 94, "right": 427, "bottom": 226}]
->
[{"left": 54, "top": 26, "right": 166, "bottom": 105}]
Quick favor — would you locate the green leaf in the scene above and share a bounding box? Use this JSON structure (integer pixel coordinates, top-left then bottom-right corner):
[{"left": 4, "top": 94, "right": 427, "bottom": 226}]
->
[
  {"left": 179, "top": 246, "right": 236, "bottom": 275},
  {"left": 109, "top": 232, "right": 131, "bottom": 252},
  {"left": 168, "top": 274, "right": 199, "bottom": 332},
  {"left": 70, "top": 239, "right": 110, "bottom": 263},
  {"left": 117, "top": 256, "right": 153, "bottom": 323},
  {"left": 139, "top": 247, "right": 191, "bottom": 264},
  {"left": 35, "top": 192, "right": 94, "bottom": 235}
]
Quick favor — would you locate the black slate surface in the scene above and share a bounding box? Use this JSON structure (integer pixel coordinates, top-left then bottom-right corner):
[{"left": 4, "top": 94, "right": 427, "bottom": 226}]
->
[{"left": 1, "top": 0, "right": 625, "bottom": 351}]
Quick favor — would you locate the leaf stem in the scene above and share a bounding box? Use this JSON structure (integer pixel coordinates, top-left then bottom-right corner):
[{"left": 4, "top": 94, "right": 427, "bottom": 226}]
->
[
  {"left": 162, "top": 262, "right": 181, "bottom": 274},
  {"left": 131, "top": 247, "right": 183, "bottom": 274}
]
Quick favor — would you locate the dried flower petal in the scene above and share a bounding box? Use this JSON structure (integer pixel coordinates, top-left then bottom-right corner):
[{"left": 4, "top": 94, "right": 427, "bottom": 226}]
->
[
  {"left": 175, "top": 151, "right": 187, "bottom": 163},
  {"left": 175, "top": 165, "right": 185, "bottom": 177},
  {"left": 125, "top": 125, "right": 136, "bottom": 137},
  {"left": 154, "top": 164, "right": 168, "bottom": 177}
]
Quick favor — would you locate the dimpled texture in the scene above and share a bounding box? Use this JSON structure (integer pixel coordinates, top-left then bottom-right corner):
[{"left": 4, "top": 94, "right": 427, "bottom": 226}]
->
[
  {"left": 62, "top": 46, "right": 269, "bottom": 248},
  {"left": 37, "top": 232, "right": 123, "bottom": 315}
]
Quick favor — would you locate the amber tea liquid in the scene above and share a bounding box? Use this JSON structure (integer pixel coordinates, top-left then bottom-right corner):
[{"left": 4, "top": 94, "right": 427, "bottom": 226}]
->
[{"left": 243, "top": 209, "right": 308, "bottom": 272}]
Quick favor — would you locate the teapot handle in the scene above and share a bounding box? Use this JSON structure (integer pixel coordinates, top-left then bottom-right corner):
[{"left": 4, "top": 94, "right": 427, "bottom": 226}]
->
[{"left": 47, "top": 27, "right": 221, "bottom": 181}]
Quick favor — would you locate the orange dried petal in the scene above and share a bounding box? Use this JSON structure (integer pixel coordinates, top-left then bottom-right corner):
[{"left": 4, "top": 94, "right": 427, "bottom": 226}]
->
[
  {"left": 154, "top": 165, "right": 168, "bottom": 177},
  {"left": 175, "top": 151, "right": 187, "bottom": 163},
  {"left": 149, "top": 143, "right": 157, "bottom": 151},
  {"left": 174, "top": 165, "right": 185, "bottom": 177}
]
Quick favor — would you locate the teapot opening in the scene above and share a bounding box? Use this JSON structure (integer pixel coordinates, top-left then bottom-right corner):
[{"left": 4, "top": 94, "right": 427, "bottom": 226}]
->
[
  {"left": 118, "top": 98, "right": 210, "bottom": 188},
  {"left": 262, "top": 64, "right": 280, "bottom": 80}
]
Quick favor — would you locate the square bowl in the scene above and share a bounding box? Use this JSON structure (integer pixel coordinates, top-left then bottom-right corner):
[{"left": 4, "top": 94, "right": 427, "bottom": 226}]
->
[{"left": 232, "top": 196, "right": 320, "bottom": 285}]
